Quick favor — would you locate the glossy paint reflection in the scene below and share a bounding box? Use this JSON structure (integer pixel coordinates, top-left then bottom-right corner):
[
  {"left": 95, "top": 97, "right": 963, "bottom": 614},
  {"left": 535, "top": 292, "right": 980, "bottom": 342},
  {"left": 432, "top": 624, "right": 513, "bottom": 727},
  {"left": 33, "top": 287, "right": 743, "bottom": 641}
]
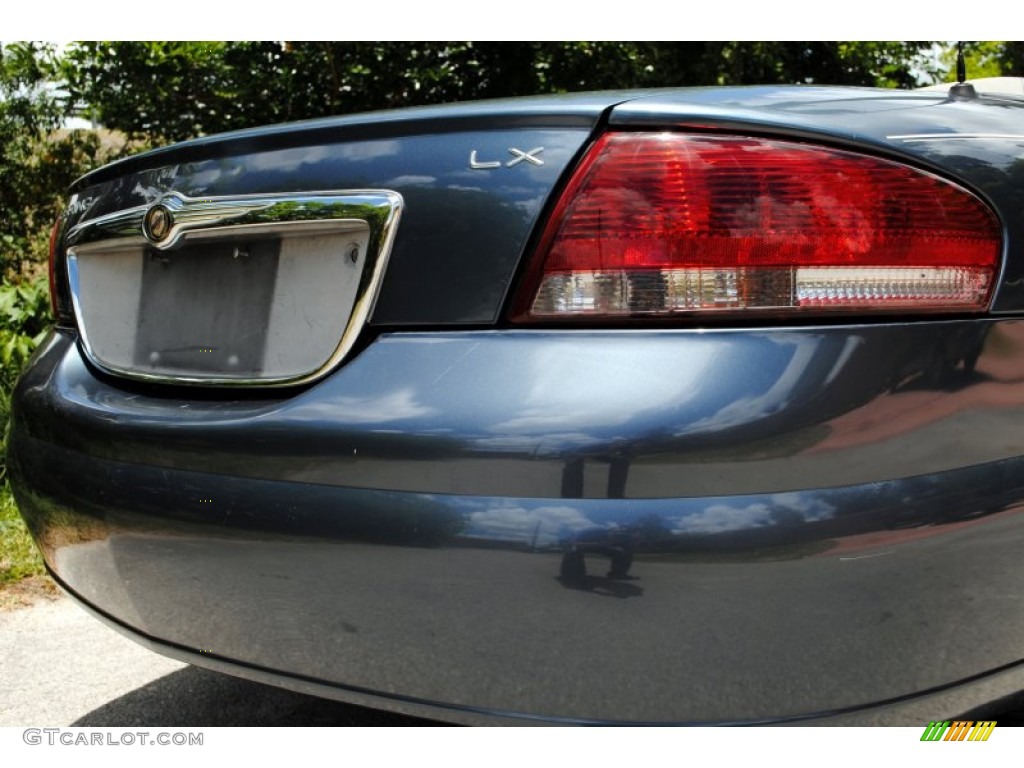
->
[
  {"left": 18, "top": 321, "right": 1024, "bottom": 499},
  {"left": 11, "top": 319, "right": 1024, "bottom": 721},
  {"left": 61, "top": 127, "right": 592, "bottom": 326},
  {"left": 13, "top": 437, "right": 1024, "bottom": 723}
]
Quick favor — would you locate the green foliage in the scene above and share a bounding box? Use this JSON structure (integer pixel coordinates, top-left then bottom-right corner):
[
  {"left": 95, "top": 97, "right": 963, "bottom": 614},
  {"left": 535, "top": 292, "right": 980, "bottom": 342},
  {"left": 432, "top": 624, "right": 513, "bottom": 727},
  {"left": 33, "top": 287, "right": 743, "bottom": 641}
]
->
[
  {"left": 0, "top": 276, "right": 50, "bottom": 353},
  {"left": 937, "top": 42, "right": 1024, "bottom": 82},
  {"left": 0, "top": 277, "right": 48, "bottom": 584},
  {"left": 61, "top": 41, "right": 230, "bottom": 144},
  {"left": 1000, "top": 42, "right": 1024, "bottom": 75},
  {"left": 0, "top": 42, "right": 107, "bottom": 277},
  {"left": 0, "top": 42, "right": 70, "bottom": 496},
  {"left": 61, "top": 41, "right": 948, "bottom": 142},
  {"left": 0, "top": 487, "right": 44, "bottom": 583},
  {"left": 0, "top": 279, "right": 48, "bottom": 589},
  {"left": 0, "top": 275, "right": 50, "bottom": 487}
]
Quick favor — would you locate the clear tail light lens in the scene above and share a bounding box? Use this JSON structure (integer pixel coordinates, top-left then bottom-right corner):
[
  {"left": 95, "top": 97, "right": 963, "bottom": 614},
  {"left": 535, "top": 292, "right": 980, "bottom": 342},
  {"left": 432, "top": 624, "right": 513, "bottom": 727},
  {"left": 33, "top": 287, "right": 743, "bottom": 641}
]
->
[{"left": 510, "top": 133, "right": 1002, "bottom": 321}]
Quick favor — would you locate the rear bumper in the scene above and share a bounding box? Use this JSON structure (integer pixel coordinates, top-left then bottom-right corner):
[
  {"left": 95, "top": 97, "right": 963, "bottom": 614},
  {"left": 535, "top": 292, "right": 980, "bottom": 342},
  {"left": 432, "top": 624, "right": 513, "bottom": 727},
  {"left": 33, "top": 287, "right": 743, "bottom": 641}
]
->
[{"left": 11, "top": 322, "right": 1024, "bottom": 724}]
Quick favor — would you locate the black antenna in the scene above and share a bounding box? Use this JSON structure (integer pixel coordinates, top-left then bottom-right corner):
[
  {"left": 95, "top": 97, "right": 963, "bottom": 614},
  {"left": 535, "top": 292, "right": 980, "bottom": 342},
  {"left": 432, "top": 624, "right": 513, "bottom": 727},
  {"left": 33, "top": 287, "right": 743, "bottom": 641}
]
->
[{"left": 949, "top": 41, "right": 977, "bottom": 100}]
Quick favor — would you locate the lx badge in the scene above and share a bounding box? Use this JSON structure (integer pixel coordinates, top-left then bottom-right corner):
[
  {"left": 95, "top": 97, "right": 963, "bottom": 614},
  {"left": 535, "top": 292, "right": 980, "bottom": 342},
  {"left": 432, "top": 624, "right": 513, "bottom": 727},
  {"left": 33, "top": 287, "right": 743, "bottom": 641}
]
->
[{"left": 469, "top": 147, "right": 545, "bottom": 170}]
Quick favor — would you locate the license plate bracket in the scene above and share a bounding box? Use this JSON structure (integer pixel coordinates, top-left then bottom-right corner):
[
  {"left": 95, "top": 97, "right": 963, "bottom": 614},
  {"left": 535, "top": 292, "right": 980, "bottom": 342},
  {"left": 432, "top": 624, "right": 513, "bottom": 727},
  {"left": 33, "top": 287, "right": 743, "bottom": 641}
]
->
[{"left": 135, "top": 239, "right": 281, "bottom": 376}]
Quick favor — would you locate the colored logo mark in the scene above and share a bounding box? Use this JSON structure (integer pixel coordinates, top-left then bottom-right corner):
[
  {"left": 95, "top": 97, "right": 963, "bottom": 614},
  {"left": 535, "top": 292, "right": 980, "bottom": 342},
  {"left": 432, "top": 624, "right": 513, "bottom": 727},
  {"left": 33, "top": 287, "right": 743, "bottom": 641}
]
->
[{"left": 920, "top": 720, "right": 996, "bottom": 741}]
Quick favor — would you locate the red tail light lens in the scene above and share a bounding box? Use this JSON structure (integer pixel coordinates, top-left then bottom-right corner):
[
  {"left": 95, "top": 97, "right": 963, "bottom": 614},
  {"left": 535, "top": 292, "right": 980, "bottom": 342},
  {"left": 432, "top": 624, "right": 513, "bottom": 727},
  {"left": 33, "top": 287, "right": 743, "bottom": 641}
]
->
[
  {"left": 48, "top": 215, "right": 61, "bottom": 318},
  {"left": 511, "top": 133, "right": 1002, "bottom": 321}
]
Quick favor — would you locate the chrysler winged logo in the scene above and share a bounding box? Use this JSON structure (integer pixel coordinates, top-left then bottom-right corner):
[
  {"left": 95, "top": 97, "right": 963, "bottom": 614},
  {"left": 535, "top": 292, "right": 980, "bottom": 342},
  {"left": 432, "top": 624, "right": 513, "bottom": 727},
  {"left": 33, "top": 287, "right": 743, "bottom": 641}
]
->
[
  {"left": 469, "top": 147, "right": 545, "bottom": 170},
  {"left": 143, "top": 203, "right": 173, "bottom": 243},
  {"left": 126, "top": 193, "right": 277, "bottom": 250}
]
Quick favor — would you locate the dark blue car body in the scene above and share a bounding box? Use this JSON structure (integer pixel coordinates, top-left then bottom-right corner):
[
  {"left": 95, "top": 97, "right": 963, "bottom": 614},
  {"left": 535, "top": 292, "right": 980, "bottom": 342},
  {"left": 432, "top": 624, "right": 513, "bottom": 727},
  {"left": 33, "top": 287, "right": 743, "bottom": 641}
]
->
[{"left": 10, "top": 85, "right": 1024, "bottom": 724}]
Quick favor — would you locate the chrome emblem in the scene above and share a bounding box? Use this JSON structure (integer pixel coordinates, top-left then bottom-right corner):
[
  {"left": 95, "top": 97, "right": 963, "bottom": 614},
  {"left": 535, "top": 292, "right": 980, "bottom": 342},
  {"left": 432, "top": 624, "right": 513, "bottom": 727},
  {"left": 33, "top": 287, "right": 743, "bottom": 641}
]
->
[
  {"left": 469, "top": 147, "right": 545, "bottom": 170},
  {"left": 506, "top": 147, "right": 545, "bottom": 167},
  {"left": 143, "top": 204, "right": 172, "bottom": 243}
]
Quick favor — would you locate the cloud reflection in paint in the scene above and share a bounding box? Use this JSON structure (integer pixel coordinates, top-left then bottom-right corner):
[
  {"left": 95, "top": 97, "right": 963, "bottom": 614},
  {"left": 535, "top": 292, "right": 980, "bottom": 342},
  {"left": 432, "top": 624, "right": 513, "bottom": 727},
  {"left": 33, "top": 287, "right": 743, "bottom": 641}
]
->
[
  {"left": 494, "top": 339, "right": 716, "bottom": 433},
  {"left": 291, "top": 388, "right": 436, "bottom": 425},
  {"left": 463, "top": 502, "right": 595, "bottom": 546},
  {"left": 665, "top": 492, "right": 835, "bottom": 534}
]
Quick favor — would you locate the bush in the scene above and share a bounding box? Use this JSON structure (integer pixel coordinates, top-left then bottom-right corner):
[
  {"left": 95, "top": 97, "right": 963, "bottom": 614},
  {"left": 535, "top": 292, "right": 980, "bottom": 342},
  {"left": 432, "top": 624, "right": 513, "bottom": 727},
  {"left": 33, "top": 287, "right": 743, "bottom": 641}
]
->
[
  {"left": 0, "top": 274, "right": 49, "bottom": 584},
  {"left": 0, "top": 274, "right": 50, "bottom": 486}
]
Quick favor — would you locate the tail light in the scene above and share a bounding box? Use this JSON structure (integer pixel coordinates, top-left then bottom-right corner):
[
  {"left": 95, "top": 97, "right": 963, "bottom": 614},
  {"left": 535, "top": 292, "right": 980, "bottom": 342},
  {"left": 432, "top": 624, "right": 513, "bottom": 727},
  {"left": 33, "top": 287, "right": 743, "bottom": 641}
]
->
[
  {"left": 510, "top": 133, "right": 1002, "bottom": 321},
  {"left": 48, "top": 215, "right": 62, "bottom": 318}
]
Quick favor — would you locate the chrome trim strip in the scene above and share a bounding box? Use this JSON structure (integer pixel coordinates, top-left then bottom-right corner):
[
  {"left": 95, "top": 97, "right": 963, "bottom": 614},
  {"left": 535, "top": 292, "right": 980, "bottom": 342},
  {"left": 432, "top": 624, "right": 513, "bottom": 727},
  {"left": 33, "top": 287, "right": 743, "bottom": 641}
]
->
[
  {"left": 887, "top": 133, "right": 1024, "bottom": 142},
  {"left": 66, "top": 190, "right": 403, "bottom": 388}
]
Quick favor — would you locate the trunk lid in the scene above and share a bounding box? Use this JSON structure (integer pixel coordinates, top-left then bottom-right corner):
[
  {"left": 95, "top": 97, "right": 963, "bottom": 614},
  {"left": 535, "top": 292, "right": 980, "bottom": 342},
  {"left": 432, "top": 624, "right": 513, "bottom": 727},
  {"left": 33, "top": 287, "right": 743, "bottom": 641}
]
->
[{"left": 57, "top": 94, "right": 624, "bottom": 385}]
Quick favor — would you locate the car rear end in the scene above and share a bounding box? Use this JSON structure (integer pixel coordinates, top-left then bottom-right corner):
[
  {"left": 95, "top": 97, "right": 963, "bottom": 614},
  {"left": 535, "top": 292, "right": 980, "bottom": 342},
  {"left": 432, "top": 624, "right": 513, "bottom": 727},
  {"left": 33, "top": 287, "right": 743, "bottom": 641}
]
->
[{"left": 10, "top": 85, "right": 1024, "bottom": 724}]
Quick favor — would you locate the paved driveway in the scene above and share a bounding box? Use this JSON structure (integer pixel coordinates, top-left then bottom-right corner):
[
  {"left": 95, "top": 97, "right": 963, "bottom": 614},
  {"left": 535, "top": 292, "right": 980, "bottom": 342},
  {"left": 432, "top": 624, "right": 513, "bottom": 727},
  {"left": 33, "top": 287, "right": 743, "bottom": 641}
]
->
[{"left": 0, "top": 594, "right": 437, "bottom": 726}]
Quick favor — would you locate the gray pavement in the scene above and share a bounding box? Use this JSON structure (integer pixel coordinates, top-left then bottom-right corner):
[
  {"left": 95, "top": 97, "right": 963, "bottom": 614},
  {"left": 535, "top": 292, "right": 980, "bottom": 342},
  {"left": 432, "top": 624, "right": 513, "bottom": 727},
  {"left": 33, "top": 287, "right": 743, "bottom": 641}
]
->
[{"left": 0, "top": 595, "right": 437, "bottom": 726}]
